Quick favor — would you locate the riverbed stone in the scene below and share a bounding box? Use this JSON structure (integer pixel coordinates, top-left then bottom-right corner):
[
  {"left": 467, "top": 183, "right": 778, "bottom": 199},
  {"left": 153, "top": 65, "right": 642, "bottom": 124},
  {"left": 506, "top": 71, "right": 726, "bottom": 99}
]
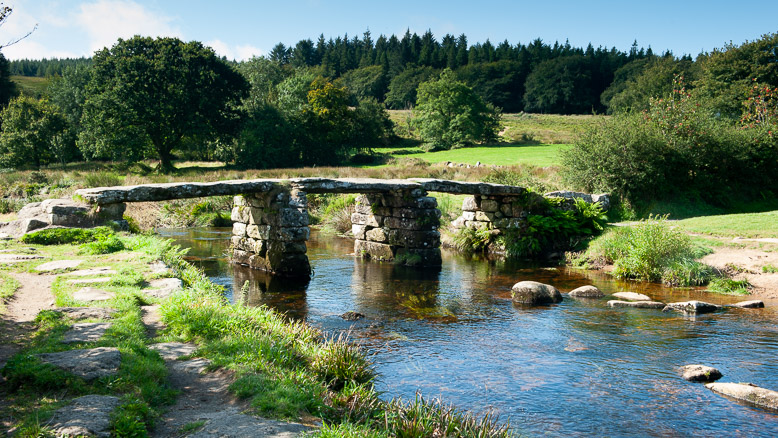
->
[
  {"left": 49, "top": 395, "right": 120, "bottom": 438},
  {"left": 608, "top": 300, "right": 666, "bottom": 309},
  {"left": 705, "top": 382, "right": 778, "bottom": 410},
  {"left": 341, "top": 311, "right": 365, "bottom": 321},
  {"left": 37, "top": 347, "right": 121, "bottom": 381},
  {"left": 73, "top": 287, "right": 116, "bottom": 302},
  {"left": 143, "top": 278, "right": 183, "bottom": 299},
  {"left": 35, "top": 259, "right": 84, "bottom": 272},
  {"left": 730, "top": 300, "right": 765, "bottom": 308},
  {"left": 54, "top": 307, "right": 118, "bottom": 320},
  {"left": 511, "top": 281, "right": 563, "bottom": 305},
  {"left": 568, "top": 285, "right": 604, "bottom": 298},
  {"left": 63, "top": 323, "right": 112, "bottom": 344},
  {"left": 681, "top": 365, "right": 723, "bottom": 382},
  {"left": 612, "top": 292, "right": 652, "bottom": 301},
  {"left": 149, "top": 342, "right": 197, "bottom": 360},
  {"left": 663, "top": 301, "right": 721, "bottom": 315},
  {"left": 355, "top": 240, "right": 394, "bottom": 261}
]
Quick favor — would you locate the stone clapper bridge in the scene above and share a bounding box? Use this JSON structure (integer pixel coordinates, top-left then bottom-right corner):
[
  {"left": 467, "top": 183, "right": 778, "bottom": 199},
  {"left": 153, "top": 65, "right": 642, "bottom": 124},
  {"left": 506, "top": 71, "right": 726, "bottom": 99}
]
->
[{"left": 72, "top": 177, "right": 608, "bottom": 278}]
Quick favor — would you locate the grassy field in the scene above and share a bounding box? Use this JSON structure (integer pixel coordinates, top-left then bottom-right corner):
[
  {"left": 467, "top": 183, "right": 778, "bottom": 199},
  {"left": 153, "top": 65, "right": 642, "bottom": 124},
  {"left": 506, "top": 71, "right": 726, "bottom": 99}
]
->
[
  {"left": 10, "top": 76, "right": 51, "bottom": 98},
  {"left": 676, "top": 211, "right": 778, "bottom": 239},
  {"left": 378, "top": 143, "right": 570, "bottom": 167}
]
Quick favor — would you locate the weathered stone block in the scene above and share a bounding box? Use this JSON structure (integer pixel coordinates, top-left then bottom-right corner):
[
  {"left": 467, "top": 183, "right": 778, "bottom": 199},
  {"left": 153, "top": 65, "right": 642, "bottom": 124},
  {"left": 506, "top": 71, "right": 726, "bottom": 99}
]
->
[
  {"left": 355, "top": 239, "right": 395, "bottom": 260},
  {"left": 289, "top": 190, "right": 307, "bottom": 208},
  {"left": 233, "top": 195, "right": 247, "bottom": 207},
  {"left": 231, "top": 206, "right": 249, "bottom": 223},
  {"left": 480, "top": 199, "right": 500, "bottom": 212},
  {"left": 351, "top": 224, "right": 367, "bottom": 239},
  {"left": 461, "top": 211, "right": 476, "bottom": 221},
  {"left": 465, "top": 220, "right": 490, "bottom": 229},
  {"left": 387, "top": 229, "right": 440, "bottom": 248},
  {"left": 279, "top": 208, "right": 308, "bottom": 227},
  {"left": 232, "top": 222, "right": 247, "bottom": 237},
  {"left": 475, "top": 211, "right": 495, "bottom": 221},
  {"left": 247, "top": 224, "right": 271, "bottom": 240},
  {"left": 268, "top": 240, "right": 307, "bottom": 254},
  {"left": 232, "top": 249, "right": 251, "bottom": 265},
  {"left": 366, "top": 228, "right": 388, "bottom": 242},
  {"left": 355, "top": 202, "right": 373, "bottom": 215},
  {"left": 275, "top": 227, "right": 310, "bottom": 242},
  {"left": 248, "top": 207, "right": 266, "bottom": 225},
  {"left": 462, "top": 196, "right": 478, "bottom": 211},
  {"left": 500, "top": 203, "right": 512, "bottom": 216},
  {"left": 511, "top": 204, "right": 525, "bottom": 217},
  {"left": 383, "top": 216, "right": 437, "bottom": 231},
  {"left": 395, "top": 247, "right": 442, "bottom": 266},
  {"left": 392, "top": 208, "right": 441, "bottom": 220},
  {"left": 416, "top": 196, "right": 438, "bottom": 209},
  {"left": 351, "top": 212, "right": 382, "bottom": 227},
  {"left": 493, "top": 217, "right": 524, "bottom": 229},
  {"left": 95, "top": 203, "right": 126, "bottom": 220}
]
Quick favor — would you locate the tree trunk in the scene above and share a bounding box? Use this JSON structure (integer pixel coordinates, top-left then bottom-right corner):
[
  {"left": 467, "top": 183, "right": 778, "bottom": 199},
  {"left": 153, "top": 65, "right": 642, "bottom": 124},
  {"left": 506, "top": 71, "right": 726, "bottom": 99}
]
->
[{"left": 154, "top": 141, "right": 176, "bottom": 174}]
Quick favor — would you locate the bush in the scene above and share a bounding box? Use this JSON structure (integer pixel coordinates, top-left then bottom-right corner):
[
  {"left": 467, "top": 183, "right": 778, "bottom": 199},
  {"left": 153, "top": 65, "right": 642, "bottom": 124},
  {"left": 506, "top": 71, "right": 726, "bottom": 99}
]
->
[
  {"left": 21, "top": 226, "right": 114, "bottom": 245},
  {"left": 80, "top": 235, "right": 125, "bottom": 255}
]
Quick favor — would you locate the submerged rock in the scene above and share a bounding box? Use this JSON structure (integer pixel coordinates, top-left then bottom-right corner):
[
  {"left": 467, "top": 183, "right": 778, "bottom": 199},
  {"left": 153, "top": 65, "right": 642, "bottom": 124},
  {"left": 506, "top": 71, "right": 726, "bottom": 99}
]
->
[
  {"left": 49, "top": 395, "right": 119, "bottom": 438},
  {"left": 681, "top": 364, "right": 723, "bottom": 382},
  {"left": 706, "top": 382, "right": 778, "bottom": 411},
  {"left": 511, "top": 281, "right": 562, "bottom": 305},
  {"left": 663, "top": 301, "right": 721, "bottom": 315},
  {"left": 612, "top": 292, "right": 651, "bottom": 301},
  {"left": 730, "top": 300, "right": 765, "bottom": 309},
  {"left": 568, "top": 285, "right": 604, "bottom": 298},
  {"left": 340, "top": 311, "right": 365, "bottom": 321},
  {"left": 608, "top": 300, "right": 665, "bottom": 309}
]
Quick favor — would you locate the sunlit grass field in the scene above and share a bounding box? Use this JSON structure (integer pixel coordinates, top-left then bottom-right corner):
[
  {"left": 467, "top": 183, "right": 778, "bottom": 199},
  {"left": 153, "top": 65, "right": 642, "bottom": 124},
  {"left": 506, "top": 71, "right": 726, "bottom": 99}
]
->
[
  {"left": 677, "top": 211, "right": 778, "bottom": 239},
  {"left": 377, "top": 144, "right": 571, "bottom": 167}
]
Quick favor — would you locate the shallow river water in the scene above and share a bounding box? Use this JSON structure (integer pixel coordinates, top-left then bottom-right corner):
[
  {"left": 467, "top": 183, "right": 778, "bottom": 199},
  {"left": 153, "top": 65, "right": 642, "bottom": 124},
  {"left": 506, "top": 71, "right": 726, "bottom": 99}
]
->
[{"left": 158, "top": 227, "right": 778, "bottom": 437}]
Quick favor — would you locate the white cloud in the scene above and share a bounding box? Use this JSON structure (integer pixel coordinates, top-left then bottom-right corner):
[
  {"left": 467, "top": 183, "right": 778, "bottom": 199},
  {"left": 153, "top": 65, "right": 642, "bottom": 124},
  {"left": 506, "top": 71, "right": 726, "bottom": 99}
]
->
[
  {"left": 76, "top": 0, "right": 182, "bottom": 53},
  {"left": 206, "top": 39, "right": 263, "bottom": 61},
  {"left": 2, "top": 39, "right": 79, "bottom": 60}
]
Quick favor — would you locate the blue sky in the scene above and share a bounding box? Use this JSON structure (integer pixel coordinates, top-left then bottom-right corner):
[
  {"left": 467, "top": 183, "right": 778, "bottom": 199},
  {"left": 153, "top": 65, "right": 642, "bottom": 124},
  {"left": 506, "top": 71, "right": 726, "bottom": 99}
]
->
[{"left": 2, "top": 0, "right": 777, "bottom": 61}]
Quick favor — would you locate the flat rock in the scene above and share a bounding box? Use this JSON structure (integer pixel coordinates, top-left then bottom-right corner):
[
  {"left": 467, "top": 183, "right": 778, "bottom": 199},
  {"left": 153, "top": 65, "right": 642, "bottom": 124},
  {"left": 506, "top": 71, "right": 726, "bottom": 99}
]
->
[
  {"left": 143, "top": 278, "right": 183, "bottom": 299},
  {"left": 608, "top": 300, "right": 666, "bottom": 309},
  {"left": 706, "top": 382, "right": 778, "bottom": 411},
  {"left": 568, "top": 285, "right": 604, "bottom": 298},
  {"left": 54, "top": 307, "right": 119, "bottom": 320},
  {"left": 148, "top": 260, "right": 171, "bottom": 275},
  {"left": 189, "top": 407, "right": 311, "bottom": 438},
  {"left": 75, "top": 179, "right": 283, "bottom": 204},
  {"left": 341, "top": 311, "right": 365, "bottom": 321},
  {"left": 0, "top": 253, "right": 44, "bottom": 263},
  {"left": 67, "top": 277, "right": 112, "bottom": 285},
  {"left": 65, "top": 267, "right": 118, "bottom": 277},
  {"left": 73, "top": 287, "right": 116, "bottom": 302},
  {"left": 35, "top": 259, "right": 84, "bottom": 272},
  {"left": 681, "top": 364, "right": 723, "bottom": 382},
  {"left": 37, "top": 347, "right": 121, "bottom": 381},
  {"left": 171, "top": 358, "right": 212, "bottom": 374},
  {"left": 410, "top": 178, "right": 526, "bottom": 196},
  {"left": 149, "top": 342, "right": 197, "bottom": 360},
  {"left": 63, "top": 323, "right": 112, "bottom": 344},
  {"left": 663, "top": 301, "right": 721, "bottom": 315},
  {"left": 612, "top": 292, "right": 652, "bottom": 301},
  {"left": 49, "top": 395, "right": 120, "bottom": 438},
  {"left": 730, "top": 300, "right": 765, "bottom": 309},
  {"left": 511, "top": 281, "right": 563, "bottom": 305}
]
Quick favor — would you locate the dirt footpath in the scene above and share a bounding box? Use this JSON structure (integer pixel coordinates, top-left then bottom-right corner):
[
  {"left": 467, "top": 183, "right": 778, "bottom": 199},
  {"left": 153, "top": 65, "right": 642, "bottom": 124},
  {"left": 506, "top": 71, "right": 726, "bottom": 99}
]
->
[{"left": 701, "top": 243, "right": 778, "bottom": 303}]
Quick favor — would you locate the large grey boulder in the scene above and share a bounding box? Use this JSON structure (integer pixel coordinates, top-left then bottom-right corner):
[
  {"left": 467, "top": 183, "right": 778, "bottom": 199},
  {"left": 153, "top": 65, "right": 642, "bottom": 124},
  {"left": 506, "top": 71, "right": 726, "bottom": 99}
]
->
[
  {"left": 608, "top": 300, "right": 665, "bottom": 309},
  {"left": 49, "top": 395, "right": 119, "bottom": 438},
  {"left": 511, "top": 281, "right": 562, "bottom": 305},
  {"left": 37, "top": 347, "right": 121, "bottom": 381},
  {"left": 568, "top": 285, "right": 604, "bottom": 298},
  {"left": 706, "top": 382, "right": 778, "bottom": 410},
  {"left": 612, "top": 292, "right": 652, "bottom": 301},
  {"left": 680, "top": 364, "right": 723, "bottom": 382},
  {"left": 663, "top": 301, "right": 721, "bottom": 315}
]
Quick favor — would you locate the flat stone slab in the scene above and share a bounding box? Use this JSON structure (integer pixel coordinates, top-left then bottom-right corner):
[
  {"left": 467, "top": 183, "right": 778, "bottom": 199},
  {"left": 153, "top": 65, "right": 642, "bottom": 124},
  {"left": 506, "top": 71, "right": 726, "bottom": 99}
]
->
[
  {"left": 143, "top": 278, "right": 183, "bottom": 299},
  {"left": 63, "top": 323, "right": 112, "bottom": 344},
  {"left": 149, "top": 342, "right": 197, "bottom": 360},
  {"left": 608, "top": 300, "right": 666, "bottom": 309},
  {"left": 730, "top": 300, "right": 765, "bottom": 309},
  {"left": 49, "top": 395, "right": 120, "bottom": 438},
  {"left": 148, "top": 260, "right": 171, "bottom": 275},
  {"left": 35, "top": 259, "right": 84, "bottom": 272},
  {"left": 54, "top": 307, "right": 119, "bottom": 320},
  {"left": 37, "top": 347, "right": 121, "bottom": 381},
  {"left": 681, "top": 364, "right": 723, "bottom": 382},
  {"left": 0, "top": 253, "right": 44, "bottom": 263},
  {"left": 189, "top": 407, "right": 311, "bottom": 438},
  {"left": 76, "top": 179, "right": 284, "bottom": 204},
  {"left": 65, "top": 267, "right": 118, "bottom": 277},
  {"left": 706, "top": 382, "right": 778, "bottom": 411},
  {"left": 411, "top": 178, "right": 527, "bottom": 196},
  {"left": 171, "top": 358, "right": 212, "bottom": 374},
  {"left": 293, "top": 177, "right": 423, "bottom": 194},
  {"left": 67, "top": 277, "right": 112, "bottom": 285},
  {"left": 568, "top": 285, "right": 604, "bottom": 298},
  {"left": 73, "top": 287, "right": 116, "bottom": 302},
  {"left": 612, "top": 292, "right": 652, "bottom": 301},
  {"left": 663, "top": 301, "right": 721, "bottom": 315}
]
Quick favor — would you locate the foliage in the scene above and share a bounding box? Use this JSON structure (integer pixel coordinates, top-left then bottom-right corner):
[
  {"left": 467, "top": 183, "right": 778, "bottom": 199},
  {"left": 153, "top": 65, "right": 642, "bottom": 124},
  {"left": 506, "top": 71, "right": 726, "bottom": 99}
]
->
[
  {"left": 0, "top": 96, "right": 72, "bottom": 168},
  {"left": 238, "top": 56, "right": 288, "bottom": 111},
  {"left": 412, "top": 69, "right": 501, "bottom": 150},
  {"left": 523, "top": 55, "right": 597, "bottom": 114},
  {"left": 0, "top": 52, "right": 16, "bottom": 107},
  {"left": 340, "top": 65, "right": 388, "bottom": 103},
  {"left": 79, "top": 234, "right": 125, "bottom": 255},
  {"left": 452, "top": 225, "right": 492, "bottom": 254},
  {"left": 602, "top": 56, "right": 697, "bottom": 113},
  {"left": 706, "top": 277, "right": 751, "bottom": 295},
  {"left": 78, "top": 36, "right": 249, "bottom": 172},
  {"left": 384, "top": 66, "right": 439, "bottom": 109},
  {"left": 47, "top": 65, "right": 91, "bottom": 141},
  {"left": 20, "top": 226, "right": 114, "bottom": 245},
  {"left": 456, "top": 60, "right": 529, "bottom": 113}
]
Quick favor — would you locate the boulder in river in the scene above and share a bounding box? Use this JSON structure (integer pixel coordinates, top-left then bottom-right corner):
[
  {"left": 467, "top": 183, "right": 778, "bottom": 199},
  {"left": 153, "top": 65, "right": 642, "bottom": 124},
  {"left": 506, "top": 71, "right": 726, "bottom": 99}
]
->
[
  {"left": 568, "top": 285, "right": 604, "bottom": 298},
  {"left": 511, "top": 281, "right": 562, "bottom": 305},
  {"left": 340, "top": 311, "right": 365, "bottom": 321},
  {"left": 663, "top": 301, "right": 721, "bottom": 315},
  {"left": 612, "top": 292, "right": 651, "bottom": 301},
  {"left": 705, "top": 382, "right": 778, "bottom": 411},
  {"left": 730, "top": 300, "right": 765, "bottom": 309},
  {"left": 680, "top": 364, "right": 723, "bottom": 382},
  {"left": 608, "top": 300, "right": 665, "bottom": 309}
]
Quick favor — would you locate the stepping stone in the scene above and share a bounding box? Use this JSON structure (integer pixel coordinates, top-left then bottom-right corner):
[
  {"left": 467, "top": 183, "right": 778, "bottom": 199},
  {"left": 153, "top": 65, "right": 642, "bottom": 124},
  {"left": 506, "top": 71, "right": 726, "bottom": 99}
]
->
[
  {"left": 148, "top": 260, "right": 171, "bottom": 275},
  {"left": 73, "top": 287, "right": 116, "bottom": 302},
  {"left": 172, "top": 358, "right": 212, "bottom": 374},
  {"left": 612, "top": 292, "right": 652, "bottom": 301},
  {"left": 49, "top": 395, "right": 120, "bottom": 438},
  {"left": 37, "top": 347, "right": 121, "bottom": 381},
  {"left": 0, "top": 232, "right": 11, "bottom": 240},
  {"left": 706, "top": 382, "right": 778, "bottom": 410},
  {"left": 143, "top": 278, "right": 183, "bottom": 299},
  {"left": 63, "top": 323, "right": 112, "bottom": 344},
  {"left": 681, "top": 364, "right": 723, "bottom": 382},
  {"left": 663, "top": 301, "right": 721, "bottom": 315},
  {"left": 54, "top": 307, "right": 119, "bottom": 320},
  {"left": 569, "top": 285, "right": 604, "bottom": 298},
  {"left": 149, "top": 342, "right": 197, "bottom": 360},
  {"left": 189, "top": 407, "right": 310, "bottom": 438},
  {"left": 730, "top": 300, "right": 765, "bottom": 309},
  {"left": 340, "top": 311, "right": 365, "bottom": 321},
  {"left": 67, "top": 277, "right": 112, "bottom": 285},
  {"left": 608, "top": 300, "right": 666, "bottom": 309},
  {"left": 0, "top": 253, "right": 44, "bottom": 263},
  {"left": 65, "top": 267, "right": 117, "bottom": 277},
  {"left": 35, "top": 260, "right": 84, "bottom": 272}
]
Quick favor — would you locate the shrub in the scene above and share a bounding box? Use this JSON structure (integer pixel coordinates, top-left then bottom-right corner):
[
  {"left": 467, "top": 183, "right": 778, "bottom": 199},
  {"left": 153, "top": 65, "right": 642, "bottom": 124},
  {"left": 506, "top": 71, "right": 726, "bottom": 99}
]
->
[
  {"left": 452, "top": 225, "right": 492, "bottom": 254},
  {"left": 707, "top": 277, "right": 751, "bottom": 295},
  {"left": 21, "top": 226, "right": 114, "bottom": 245},
  {"left": 80, "top": 235, "right": 125, "bottom": 254}
]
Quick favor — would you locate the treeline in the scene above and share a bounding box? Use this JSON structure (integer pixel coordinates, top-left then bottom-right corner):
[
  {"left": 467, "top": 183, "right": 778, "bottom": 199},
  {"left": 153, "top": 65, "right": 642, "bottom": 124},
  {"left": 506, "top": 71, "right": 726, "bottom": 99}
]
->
[{"left": 9, "top": 57, "right": 91, "bottom": 77}]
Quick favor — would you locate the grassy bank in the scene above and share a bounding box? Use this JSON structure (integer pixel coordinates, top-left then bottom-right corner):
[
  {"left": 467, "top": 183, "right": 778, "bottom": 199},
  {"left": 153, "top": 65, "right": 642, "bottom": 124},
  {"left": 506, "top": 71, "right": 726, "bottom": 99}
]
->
[
  {"left": 676, "top": 211, "right": 778, "bottom": 239},
  {"left": 375, "top": 143, "right": 570, "bottom": 167}
]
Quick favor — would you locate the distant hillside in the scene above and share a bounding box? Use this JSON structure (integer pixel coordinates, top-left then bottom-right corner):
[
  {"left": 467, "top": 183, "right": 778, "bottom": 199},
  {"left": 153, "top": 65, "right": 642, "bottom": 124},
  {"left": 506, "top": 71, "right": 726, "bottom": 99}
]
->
[{"left": 10, "top": 75, "right": 51, "bottom": 98}]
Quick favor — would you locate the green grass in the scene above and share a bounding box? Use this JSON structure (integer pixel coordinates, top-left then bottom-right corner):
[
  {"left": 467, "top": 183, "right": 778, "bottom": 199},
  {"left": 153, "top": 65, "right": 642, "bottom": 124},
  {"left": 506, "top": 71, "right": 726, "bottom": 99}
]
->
[
  {"left": 676, "top": 211, "right": 778, "bottom": 238},
  {"left": 379, "top": 144, "right": 570, "bottom": 167},
  {"left": 10, "top": 76, "right": 51, "bottom": 98},
  {"left": 0, "top": 272, "right": 22, "bottom": 314},
  {"left": 500, "top": 113, "right": 607, "bottom": 144}
]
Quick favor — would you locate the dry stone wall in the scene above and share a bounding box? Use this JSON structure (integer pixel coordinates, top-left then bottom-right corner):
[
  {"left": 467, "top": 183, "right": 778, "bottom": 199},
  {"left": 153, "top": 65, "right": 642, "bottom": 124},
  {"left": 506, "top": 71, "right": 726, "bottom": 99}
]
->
[{"left": 451, "top": 194, "right": 533, "bottom": 233}]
